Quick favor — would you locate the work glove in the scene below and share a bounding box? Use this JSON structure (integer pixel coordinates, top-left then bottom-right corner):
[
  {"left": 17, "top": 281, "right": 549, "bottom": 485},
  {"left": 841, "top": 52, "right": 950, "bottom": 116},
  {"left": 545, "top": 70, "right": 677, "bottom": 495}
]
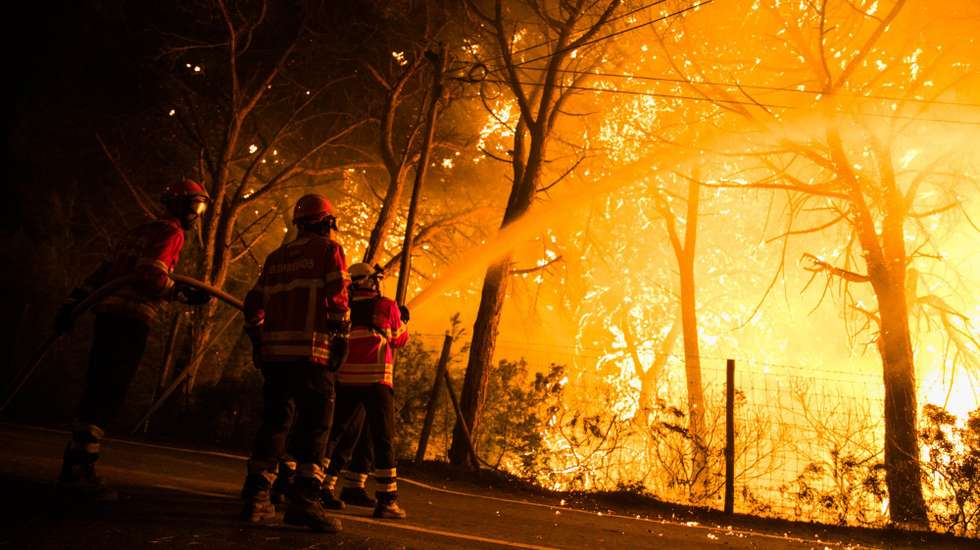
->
[
  {"left": 324, "top": 318, "right": 350, "bottom": 336},
  {"left": 53, "top": 289, "right": 89, "bottom": 333},
  {"left": 398, "top": 305, "right": 410, "bottom": 323},
  {"left": 326, "top": 334, "right": 349, "bottom": 373},
  {"left": 173, "top": 283, "right": 213, "bottom": 306}
]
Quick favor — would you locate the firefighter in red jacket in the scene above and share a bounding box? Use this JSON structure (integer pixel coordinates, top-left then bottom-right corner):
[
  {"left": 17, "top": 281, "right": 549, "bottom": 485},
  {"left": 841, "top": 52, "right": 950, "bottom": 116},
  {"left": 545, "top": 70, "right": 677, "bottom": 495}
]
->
[
  {"left": 55, "top": 179, "right": 212, "bottom": 501},
  {"left": 321, "top": 262, "right": 409, "bottom": 519},
  {"left": 240, "top": 194, "right": 350, "bottom": 533}
]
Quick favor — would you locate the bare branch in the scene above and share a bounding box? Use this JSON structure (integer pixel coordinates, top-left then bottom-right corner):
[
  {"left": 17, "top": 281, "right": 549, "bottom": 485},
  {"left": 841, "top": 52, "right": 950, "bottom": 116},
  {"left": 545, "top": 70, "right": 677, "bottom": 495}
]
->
[
  {"left": 510, "top": 255, "right": 563, "bottom": 275},
  {"left": 908, "top": 202, "right": 960, "bottom": 219},
  {"left": 538, "top": 153, "right": 586, "bottom": 194},
  {"left": 96, "top": 134, "right": 159, "bottom": 220},
  {"left": 801, "top": 252, "right": 870, "bottom": 283}
]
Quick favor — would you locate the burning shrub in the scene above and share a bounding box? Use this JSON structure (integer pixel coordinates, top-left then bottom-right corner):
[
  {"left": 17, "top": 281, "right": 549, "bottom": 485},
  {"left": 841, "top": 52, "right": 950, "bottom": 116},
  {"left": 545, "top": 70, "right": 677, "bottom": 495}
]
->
[
  {"left": 784, "top": 452, "right": 886, "bottom": 526},
  {"left": 477, "top": 361, "right": 566, "bottom": 477},
  {"left": 920, "top": 404, "right": 980, "bottom": 537}
]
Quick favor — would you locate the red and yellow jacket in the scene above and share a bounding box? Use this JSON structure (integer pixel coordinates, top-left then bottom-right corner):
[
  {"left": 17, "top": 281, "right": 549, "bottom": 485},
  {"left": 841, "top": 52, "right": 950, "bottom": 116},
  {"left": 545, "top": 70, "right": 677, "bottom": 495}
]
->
[
  {"left": 87, "top": 217, "right": 184, "bottom": 324},
  {"left": 337, "top": 288, "right": 408, "bottom": 387},
  {"left": 244, "top": 234, "right": 350, "bottom": 366}
]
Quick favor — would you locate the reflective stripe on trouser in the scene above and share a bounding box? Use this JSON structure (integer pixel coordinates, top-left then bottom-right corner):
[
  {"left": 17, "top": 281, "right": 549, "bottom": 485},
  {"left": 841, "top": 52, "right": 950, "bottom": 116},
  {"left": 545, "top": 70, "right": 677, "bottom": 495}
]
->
[
  {"left": 297, "top": 461, "right": 326, "bottom": 482},
  {"left": 343, "top": 472, "right": 368, "bottom": 489},
  {"left": 374, "top": 468, "right": 397, "bottom": 494}
]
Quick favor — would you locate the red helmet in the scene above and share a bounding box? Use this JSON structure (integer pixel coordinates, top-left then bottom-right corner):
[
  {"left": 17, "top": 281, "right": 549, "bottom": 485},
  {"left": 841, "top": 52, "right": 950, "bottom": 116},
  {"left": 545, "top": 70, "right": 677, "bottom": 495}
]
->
[
  {"left": 163, "top": 179, "right": 210, "bottom": 229},
  {"left": 163, "top": 179, "right": 209, "bottom": 201},
  {"left": 293, "top": 194, "right": 334, "bottom": 224}
]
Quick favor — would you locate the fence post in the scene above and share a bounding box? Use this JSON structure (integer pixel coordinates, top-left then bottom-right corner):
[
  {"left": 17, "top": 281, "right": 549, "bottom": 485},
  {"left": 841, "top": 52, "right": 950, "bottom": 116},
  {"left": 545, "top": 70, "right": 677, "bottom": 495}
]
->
[
  {"left": 725, "top": 358, "right": 735, "bottom": 515},
  {"left": 415, "top": 332, "right": 453, "bottom": 463}
]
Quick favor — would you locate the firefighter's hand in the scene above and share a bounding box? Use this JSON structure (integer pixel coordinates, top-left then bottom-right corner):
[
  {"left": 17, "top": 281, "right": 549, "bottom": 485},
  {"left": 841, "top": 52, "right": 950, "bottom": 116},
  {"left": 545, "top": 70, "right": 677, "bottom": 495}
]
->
[
  {"left": 324, "top": 319, "right": 350, "bottom": 336},
  {"left": 398, "top": 305, "right": 410, "bottom": 323},
  {"left": 173, "top": 283, "right": 213, "bottom": 306},
  {"left": 327, "top": 335, "right": 348, "bottom": 372}
]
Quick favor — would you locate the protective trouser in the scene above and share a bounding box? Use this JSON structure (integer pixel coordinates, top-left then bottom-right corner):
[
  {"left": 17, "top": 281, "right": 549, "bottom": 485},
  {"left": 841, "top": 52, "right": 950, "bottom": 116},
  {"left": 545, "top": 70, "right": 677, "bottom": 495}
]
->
[
  {"left": 321, "top": 404, "right": 374, "bottom": 493},
  {"left": 70, "top": 313, "right": 150, "bottom": 456},
  {"left": 325, "top": 384, "right": 397, "bottom": 501},
  {"left": 249, "top": 361, "right": 336, "bottom": 483}
]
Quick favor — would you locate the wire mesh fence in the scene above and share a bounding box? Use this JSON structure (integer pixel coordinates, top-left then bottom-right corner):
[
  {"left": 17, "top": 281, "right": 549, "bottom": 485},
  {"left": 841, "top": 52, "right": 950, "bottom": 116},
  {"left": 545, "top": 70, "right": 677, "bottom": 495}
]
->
[{"left": 399, "top": 332, "right": 978, "bottom": 537}]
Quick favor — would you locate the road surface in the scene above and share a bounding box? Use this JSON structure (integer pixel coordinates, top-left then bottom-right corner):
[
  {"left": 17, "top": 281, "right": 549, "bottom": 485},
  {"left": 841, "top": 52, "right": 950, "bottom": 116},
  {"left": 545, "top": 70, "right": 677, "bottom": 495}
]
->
[{"left": 0, "top": 423, "right": 971, "bottom": 549}]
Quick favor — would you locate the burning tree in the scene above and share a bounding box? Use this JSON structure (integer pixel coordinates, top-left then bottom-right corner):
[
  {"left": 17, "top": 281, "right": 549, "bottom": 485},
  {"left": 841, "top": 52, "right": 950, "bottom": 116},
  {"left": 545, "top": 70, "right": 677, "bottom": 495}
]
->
[
  {"left": 448, "top": 0, "right": 622, "bottom": 466},
  {"left": 653, "top": 0, "right": 980, "bottom": 526}
]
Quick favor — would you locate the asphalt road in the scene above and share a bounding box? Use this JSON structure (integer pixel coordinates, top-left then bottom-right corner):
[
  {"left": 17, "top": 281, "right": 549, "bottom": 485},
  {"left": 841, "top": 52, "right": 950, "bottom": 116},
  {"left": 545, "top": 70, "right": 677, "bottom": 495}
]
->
[{"left": 0, "top": 423, "right": 972, "bottom": 549}]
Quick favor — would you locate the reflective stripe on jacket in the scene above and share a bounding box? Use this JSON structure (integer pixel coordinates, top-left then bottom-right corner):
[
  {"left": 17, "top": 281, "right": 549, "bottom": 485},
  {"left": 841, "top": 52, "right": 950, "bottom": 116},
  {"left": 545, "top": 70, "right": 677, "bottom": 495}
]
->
[
  {"left": 244, "top": 234, "right": 350, "bottom": 366},
  {"left": 336, "top": 290, "right": 408, "bottom": 386},
  {"left": 90, "top": 218, "right": 184, "bottom": 324}
]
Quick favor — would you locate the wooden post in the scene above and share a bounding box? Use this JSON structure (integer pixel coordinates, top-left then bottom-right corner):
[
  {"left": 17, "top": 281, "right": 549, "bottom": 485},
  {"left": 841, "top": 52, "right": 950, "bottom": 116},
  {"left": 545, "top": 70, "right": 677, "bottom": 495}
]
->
[
  {"left": 443, "top": 368, "right": 480, "bottom": 471},
  {"left": 395, "top": 47, "right": 446, "bottom": 305},
  {"left": 724, "top": 358, "right": 735, "bottom": 515},
  {"left": 415, "top": 332, "right": 453, "bottom": 463}
]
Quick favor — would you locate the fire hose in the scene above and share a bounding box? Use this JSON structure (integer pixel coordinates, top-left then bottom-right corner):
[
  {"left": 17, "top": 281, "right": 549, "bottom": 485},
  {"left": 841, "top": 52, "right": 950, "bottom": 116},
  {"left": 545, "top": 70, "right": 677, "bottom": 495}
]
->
[{"left": 0, "top": 274, "right": 242, "bottom": 415}]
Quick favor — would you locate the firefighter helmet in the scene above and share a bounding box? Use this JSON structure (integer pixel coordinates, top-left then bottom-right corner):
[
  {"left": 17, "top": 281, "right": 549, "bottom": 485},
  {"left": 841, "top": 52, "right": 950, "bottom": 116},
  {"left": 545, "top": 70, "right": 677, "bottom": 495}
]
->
[
  {"left": 163, "top": 179, "right": 209, "bottom": 202},
  {"left": 162, "top": 179, "right": 210, "bottom": 229},
  {"left": 349, "top": 262, "right": 382, "bottom": 289},
  {"left": 293, "top": 194, "right": 334, "bottom": 225}
]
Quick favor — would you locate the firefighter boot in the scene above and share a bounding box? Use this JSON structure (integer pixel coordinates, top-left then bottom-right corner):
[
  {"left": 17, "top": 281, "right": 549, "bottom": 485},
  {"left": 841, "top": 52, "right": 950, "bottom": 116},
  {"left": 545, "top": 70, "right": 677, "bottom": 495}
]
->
[
  {"left": 270, "top": 459, "right": 296, "bottom": 509},
  {"left": 320, "top": 474, "right": 345, "bottom": 510},
  {"left": 340, "top": 485, "right": 376, "bottom": 508},
  {"left": 283, "top": 476, "right": 343, "bottom": 533},
  {"left": 240, "top": 470, "right": 277, "bottom": 523},
  {"left": 372, "top": 492, "right": 407, "bottom": 519},
  {"left": 57, "top": 444, "right": 118, "bottom": 502}
]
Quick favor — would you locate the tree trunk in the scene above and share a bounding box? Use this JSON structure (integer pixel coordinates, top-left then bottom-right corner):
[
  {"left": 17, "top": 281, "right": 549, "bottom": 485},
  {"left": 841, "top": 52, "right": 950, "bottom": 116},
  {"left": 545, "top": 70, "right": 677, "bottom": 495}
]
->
[
  {"left": 448, "top": 257, "right": 510, "bottom": 463},
  {"left": 623, "top": 319, "right": 677, "bottom": 426},
  {"left": 364, "top": 169, "right": 407, "bottom": 264},
  {"left": 449, "top": 129, "right": 542, "bottom": 465},
  {"left": 679, "top": 249, "right": 708, "bottom": 500},
  {"left": 663, "top": 176, "right": 707, "bottom": 500},
  {"left": 186, "top": 204, "right": 240, "bottom": 393},
  {"left": 873, "top": 269, "right": 929, "bottom": 527}
]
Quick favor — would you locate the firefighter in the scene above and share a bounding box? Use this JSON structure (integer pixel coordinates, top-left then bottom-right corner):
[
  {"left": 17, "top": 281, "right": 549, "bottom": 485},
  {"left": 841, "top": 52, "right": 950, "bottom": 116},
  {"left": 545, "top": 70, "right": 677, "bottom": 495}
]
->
[
  {"left": 55, "top": 179, "right": 212, "bottom": 501},
  {"left": 240, "top": 194, "right": 350, "bottom": 533},
  {"left": 321, "top": 262, "right": 409, "bottom": 519}
]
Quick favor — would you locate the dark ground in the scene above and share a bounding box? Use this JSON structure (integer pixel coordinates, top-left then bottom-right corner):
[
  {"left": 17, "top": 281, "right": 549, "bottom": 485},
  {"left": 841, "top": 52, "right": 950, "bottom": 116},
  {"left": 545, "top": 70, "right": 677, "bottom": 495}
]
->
[{"left": 0, "top": 423, "right": 975, "bottom": 549}]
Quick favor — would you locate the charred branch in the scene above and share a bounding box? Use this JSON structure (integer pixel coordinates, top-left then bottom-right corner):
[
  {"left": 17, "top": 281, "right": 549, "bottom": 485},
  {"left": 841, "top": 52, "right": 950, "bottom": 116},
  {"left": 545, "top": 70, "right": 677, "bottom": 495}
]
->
[{"left": 801, "top": 252, "right": 870, "bottom": 283}]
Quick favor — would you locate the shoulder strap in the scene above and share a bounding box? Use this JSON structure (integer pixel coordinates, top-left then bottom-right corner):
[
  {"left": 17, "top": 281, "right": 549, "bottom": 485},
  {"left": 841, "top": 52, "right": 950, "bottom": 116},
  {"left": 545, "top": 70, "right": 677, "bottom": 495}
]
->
[{"left": 350, "top": 295, "right": 381, "bottom": 333}]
